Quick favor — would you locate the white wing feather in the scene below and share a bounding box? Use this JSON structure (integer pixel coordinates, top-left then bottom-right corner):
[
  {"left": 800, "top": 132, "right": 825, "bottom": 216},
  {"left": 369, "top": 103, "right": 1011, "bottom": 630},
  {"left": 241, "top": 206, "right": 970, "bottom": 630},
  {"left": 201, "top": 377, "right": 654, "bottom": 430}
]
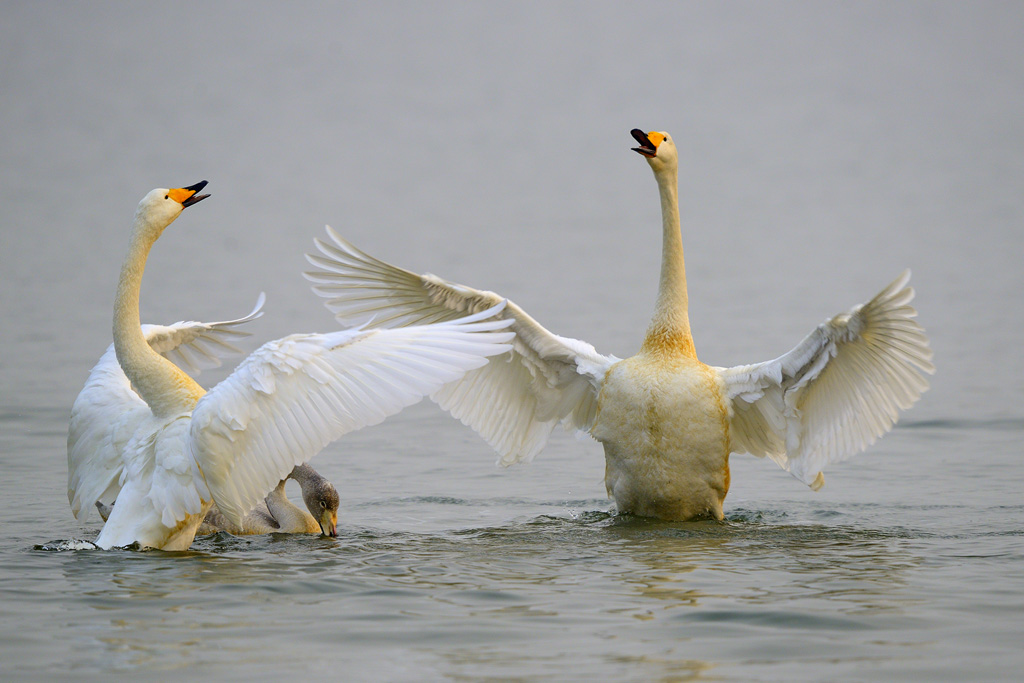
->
[
  {"left": 67, "top": 345, "right": 150, "bottom": 521},
  {"left": 145, "top": 293, "right": 265, "bottom": 374},
  {"left": 67, "top": 295, "right": 265, "bottom": 521},
  {"left": 189, "top": 305, "right": 515, "bottom": 527},
  {"left": 303, "top": 226, "right": 617, "bottom": 464},
  {"left": 716, "top": 271, "right": 935, "bottom": 488}
]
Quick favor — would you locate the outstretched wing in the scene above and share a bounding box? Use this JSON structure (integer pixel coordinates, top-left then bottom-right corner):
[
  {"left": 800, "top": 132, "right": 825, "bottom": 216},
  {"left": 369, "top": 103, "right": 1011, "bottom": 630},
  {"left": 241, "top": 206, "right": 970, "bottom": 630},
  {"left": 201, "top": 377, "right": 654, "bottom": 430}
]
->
[
  {"left": 144, "top": 293, "right": 265, "bottom": 374},
  {"left": 189, "top": 305, "right": 515, "bottom": 527},
  {"left": 717, "top": 271, "right": 935, "bottom": 488},
  {"left": 67, "top": 295, "right": 266, "bottom": 521},
  {"left": 303, "top": 226, "right": 617, "bottom": 465}
]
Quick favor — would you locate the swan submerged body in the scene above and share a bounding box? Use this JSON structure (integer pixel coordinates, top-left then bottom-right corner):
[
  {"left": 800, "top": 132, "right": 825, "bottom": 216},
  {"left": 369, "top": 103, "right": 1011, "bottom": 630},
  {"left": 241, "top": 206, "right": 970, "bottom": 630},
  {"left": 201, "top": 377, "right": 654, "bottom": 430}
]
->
[
  {"left": 97, "top": 463, "right": 339, "bottom": 536},
  {"left": 68, "top": 182, "right": 514, "bottom": 549},
  {"left": 304, "top": 128, "right": 935, "bottom": 521}
]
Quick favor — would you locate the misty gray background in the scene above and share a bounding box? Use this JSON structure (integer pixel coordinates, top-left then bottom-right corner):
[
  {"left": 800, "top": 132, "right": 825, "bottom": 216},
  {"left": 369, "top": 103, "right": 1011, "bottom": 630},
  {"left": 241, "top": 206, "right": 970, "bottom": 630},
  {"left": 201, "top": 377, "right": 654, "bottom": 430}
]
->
[
  {"left": 1, "top": 2, "right": 1022, "bottom": 681},
  {"left": 3, "top": 2, "right": 1021, "bottom": 418}
]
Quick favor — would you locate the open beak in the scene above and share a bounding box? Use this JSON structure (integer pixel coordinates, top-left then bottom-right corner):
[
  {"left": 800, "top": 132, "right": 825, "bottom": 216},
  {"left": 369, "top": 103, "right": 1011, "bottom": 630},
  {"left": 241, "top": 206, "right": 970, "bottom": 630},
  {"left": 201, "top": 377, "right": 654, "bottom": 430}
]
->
[
  {"left": 630, "top": 129, "right": 658, "bottom": 158},
  {"left": 180, "top": 180, "right": 210, "bottom": 208}
]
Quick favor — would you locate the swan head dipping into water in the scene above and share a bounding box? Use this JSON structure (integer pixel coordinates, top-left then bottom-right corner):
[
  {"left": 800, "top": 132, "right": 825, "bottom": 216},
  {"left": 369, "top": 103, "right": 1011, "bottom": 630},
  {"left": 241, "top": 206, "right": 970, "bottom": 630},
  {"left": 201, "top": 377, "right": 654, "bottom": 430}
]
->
[
  {"left": 289, "top": 463, "right": 339, "bottom": 537},
  {"left": 196, "top": 463, "right": 340, "bottom": 536}
]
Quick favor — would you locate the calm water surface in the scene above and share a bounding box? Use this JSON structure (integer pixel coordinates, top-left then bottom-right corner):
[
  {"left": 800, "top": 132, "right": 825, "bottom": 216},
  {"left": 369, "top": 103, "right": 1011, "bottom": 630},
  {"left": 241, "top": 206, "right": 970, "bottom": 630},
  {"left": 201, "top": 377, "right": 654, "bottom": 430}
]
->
[{"left": 2, "top": 3, "right": 1023, "bottom": 681}]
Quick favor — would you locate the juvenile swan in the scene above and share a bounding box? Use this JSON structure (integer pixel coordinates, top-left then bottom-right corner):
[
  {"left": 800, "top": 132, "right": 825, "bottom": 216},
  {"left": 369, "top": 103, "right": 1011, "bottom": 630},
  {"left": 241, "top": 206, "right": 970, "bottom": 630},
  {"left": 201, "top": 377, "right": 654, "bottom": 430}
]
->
[
  {"left": 303, "top": 129, "right": 935, "bottom": 521},
  {"left": 197, "top": 464, "right": 339, "bottom": 536},
  {"left": 68, "top": 182, "right": 514, "bottom": 549}
]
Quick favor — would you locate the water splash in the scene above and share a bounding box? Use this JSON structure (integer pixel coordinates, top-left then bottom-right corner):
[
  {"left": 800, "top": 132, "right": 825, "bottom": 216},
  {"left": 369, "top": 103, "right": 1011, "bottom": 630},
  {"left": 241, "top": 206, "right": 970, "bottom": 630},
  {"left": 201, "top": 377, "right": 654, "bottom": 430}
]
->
[{"left": 35, "top": 539, "right": 100, "bottom": 552}]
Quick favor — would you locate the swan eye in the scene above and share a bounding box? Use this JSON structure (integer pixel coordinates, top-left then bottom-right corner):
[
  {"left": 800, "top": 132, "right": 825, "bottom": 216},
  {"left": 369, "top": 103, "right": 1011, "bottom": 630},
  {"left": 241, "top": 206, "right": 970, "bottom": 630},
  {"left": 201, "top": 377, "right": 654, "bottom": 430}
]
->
[
  {"left": 164, "top": 194, "right": 169, "bottom": 200},
  {"left": 320, "top": 501, "right": 327, "bottom": 509}
]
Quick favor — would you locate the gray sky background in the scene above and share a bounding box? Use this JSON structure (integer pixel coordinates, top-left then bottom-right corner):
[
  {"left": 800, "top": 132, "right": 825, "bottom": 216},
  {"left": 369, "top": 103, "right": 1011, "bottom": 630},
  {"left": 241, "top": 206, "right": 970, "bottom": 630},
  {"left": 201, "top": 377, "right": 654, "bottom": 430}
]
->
[{"left": 1, "top": 1, "right": 1021, "bottom": 420}]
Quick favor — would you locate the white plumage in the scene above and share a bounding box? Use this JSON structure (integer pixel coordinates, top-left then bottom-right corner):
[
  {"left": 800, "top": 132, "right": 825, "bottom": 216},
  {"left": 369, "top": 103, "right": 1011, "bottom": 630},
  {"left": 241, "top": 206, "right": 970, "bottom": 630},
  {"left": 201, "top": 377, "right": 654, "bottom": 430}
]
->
[
  {"left": 304, "top": 129, "right": 935, "bottom": 520},
  {"left": 306, "top": 238, "right": 617, "bottom": 466},
  {"left": 68, "top": 296, "right": 265, "bottom": 522},
  {"left": 715, "top": 269, "right": 933, "bottom": 488},
  {"left": 68, "top": 182, "right": 514, "bottom": 549},
  {"left": 190, "top": 317, "right": 521, "bottom": 526}
]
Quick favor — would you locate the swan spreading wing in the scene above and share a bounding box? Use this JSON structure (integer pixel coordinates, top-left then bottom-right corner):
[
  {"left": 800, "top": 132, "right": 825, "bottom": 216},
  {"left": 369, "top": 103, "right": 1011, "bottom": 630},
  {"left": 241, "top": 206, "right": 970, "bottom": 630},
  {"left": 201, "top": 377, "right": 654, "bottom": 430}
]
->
[
  {"left": 67, "top": 295, "right": 266, "bottom": 521},
  {"left": 717, "top": 270, "right": 935, "bottom": 488},
  {"left": 303, "top": 226, "right": 617, "bottom": 465},
  {"left": 188, "top": 305, "right": 515, "bottom": 527},
  {"left": 144, "top": 293, "right": 265, "bottom": 374}
]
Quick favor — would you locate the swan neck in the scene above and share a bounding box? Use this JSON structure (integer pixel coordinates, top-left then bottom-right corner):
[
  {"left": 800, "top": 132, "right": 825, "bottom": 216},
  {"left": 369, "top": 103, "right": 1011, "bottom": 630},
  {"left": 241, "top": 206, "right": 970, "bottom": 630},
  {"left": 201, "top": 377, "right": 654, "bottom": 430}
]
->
[
  {"left": 289, "top": 463, "right": 326, "bottom": 517},
  {"left": 642, "top": 166, "right": 696, "bottom": 357},
  {"left": 113, "top": 219, "right": 203, "bottom": 417},
  {"left": 289, "top": 463, "right": 319, "bottom": 488},
  {"left": 265, "top": 479, "right": 317, "bottom": 533}
]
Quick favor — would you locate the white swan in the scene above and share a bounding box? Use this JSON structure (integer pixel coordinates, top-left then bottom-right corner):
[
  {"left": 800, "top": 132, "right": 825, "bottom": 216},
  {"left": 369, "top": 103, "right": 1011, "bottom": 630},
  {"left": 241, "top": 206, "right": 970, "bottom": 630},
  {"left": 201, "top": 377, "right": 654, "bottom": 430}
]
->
[
  {"left": 303, "top": 129, "right": 935, "bottom": 521},
  {"left": 68, "top": 181, "right": 514, "bottom": 549},
  {"left": 96, "top": 463, "right": 339, "bottom": 536}
]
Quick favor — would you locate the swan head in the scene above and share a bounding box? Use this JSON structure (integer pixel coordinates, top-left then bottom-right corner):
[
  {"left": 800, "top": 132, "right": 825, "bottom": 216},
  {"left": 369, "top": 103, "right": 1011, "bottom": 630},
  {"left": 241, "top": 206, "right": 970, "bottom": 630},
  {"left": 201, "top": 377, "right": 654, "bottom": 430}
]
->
[
  {"left": 134, "top": 180, "right": 210, "bottom": 236},
  {"left": 630, "top": 129, "right": 677, "bottom": 173},
  {"left": 301, "top": 477, "right": 340, "bottom": 537}
]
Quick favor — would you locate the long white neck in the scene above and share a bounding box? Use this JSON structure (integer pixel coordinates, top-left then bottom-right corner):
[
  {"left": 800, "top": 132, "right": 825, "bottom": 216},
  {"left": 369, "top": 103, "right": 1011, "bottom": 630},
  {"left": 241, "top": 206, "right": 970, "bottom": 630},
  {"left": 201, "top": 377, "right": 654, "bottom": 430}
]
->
[
  {"left": 641, "top": 163, "right": 696, "bottom": 358},
  {"left": 113, "top": 218, "right": 204, "bottom": 417}
]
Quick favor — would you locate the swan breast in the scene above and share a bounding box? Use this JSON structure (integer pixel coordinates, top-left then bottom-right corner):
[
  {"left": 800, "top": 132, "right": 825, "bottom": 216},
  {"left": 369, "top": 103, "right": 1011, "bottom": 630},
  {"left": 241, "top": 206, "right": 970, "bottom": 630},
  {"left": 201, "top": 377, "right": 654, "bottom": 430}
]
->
[{"left": 594, "top": 353, "right": 731, "bottom": 520}]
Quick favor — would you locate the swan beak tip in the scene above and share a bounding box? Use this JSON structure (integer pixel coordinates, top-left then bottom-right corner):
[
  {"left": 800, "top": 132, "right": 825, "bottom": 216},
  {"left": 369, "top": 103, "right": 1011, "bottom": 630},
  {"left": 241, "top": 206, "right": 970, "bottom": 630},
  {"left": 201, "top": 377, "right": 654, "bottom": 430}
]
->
[
  {"left": 321, "top": 513, "right": 338, "bottom": 537},
  {"left": 167, "top": 181, "right": 210, "bottom": 207},
  {"left": 630, "top": 128, "right": 657, "bottom": 158},
  {"left": 181, "top": 180, "right": 210, "bottom": 208}
]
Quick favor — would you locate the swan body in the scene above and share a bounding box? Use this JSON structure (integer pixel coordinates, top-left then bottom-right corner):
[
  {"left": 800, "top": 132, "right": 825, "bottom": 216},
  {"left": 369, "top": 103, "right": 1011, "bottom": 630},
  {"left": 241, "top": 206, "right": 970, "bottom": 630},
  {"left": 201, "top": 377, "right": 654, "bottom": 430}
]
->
[
  {"left": 596, "top": 353, "right": 731, "bottom": 519},
  {"left": 69, "top": 183, "right": 514, "bottom": 549},
  {"left": 303, "top": 129, "right": 935, "bottom": 521}
]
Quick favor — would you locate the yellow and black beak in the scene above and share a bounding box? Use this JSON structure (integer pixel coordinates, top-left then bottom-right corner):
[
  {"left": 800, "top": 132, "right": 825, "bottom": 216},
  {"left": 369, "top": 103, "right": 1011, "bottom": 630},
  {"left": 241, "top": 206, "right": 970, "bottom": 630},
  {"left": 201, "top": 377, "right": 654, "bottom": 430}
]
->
[
  {"left": 630, "top": 129, "right": 660, "bottom": 158},
  {"left": 167, "top": 180, "right": 210, "bottom": 208}
]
